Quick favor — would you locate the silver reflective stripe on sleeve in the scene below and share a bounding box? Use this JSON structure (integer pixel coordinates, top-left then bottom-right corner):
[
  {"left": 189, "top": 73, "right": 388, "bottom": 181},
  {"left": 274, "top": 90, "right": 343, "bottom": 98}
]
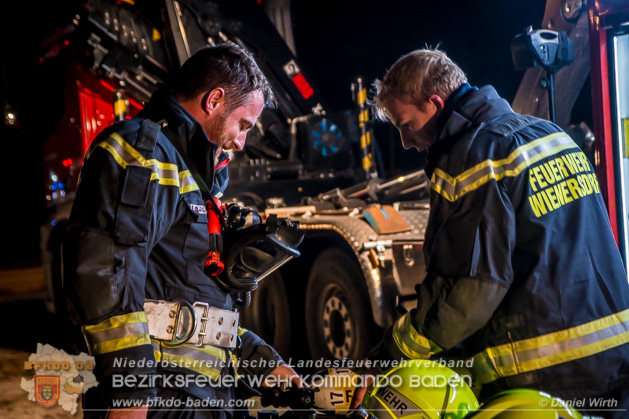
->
[
  {"left": 469, "top": 308, "right": 629, "bottom": 384},
  {"left": 179, "top": 170, "right": 199, "bottom": 194},
  {"left": 82, "top": 312, "right": 151, "bottom": 355}
]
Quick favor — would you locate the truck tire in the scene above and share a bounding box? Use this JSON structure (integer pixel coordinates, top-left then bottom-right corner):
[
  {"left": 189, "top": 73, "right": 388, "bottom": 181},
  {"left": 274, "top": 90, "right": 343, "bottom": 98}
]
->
[
  {"left": 240, "top": 271, "right": 291, "bottom": 359},
  {"left": 305, "top": 249, "right": 380, "bottom": 361}
]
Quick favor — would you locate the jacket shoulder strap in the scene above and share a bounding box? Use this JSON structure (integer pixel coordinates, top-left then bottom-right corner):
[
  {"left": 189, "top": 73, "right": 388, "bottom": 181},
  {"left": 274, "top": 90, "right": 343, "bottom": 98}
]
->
[{"left": 135, "top": 119, "right": 161, "bottom": 152}]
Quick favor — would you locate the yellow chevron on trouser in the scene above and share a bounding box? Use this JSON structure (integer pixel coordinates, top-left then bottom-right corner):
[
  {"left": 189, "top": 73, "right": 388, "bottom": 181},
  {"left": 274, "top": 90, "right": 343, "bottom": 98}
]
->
[
  {"left": 391, "top": 312, "right": 442, "bottom": 359},
  {"left": 83, "top": 312, "right": 151, "bottom": 355},
  {"left": 470, "top": 308, "right": 629, "bottom": 384},
  {"left": 431, "top": 132, "right": 577, "bottom": 202},
  {"left": 94, "top": 133, "right": 199, "bottom": 193},
  {"left": 151, "top": 340, "right": 226, "bottom": 380}
]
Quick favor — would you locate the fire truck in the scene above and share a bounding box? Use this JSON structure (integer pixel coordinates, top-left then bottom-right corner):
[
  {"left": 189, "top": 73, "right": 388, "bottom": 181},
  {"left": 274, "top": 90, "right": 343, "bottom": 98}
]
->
[{"left": 37, "top": 0, "right": 629, "bottom": 361}]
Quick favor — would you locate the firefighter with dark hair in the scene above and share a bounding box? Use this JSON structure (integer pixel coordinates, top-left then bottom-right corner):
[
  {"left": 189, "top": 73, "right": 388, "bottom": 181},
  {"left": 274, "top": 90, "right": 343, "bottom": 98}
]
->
[
  {"left": 350, "top": 48, "right": 629, "bottom": 418},
  {"left": 64, "top": 44, "right": 303, "bottom": 418}
]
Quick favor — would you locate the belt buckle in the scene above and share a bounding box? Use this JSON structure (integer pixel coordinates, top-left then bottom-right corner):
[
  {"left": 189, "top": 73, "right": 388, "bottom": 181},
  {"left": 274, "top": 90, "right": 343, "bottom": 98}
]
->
[
  {"left": 162, "top": 300, "right": 197, "bottom": 347},
  {"left": 190, "top": 303, "right": 239, "bottom": 348},
  {"left": 193, "top": 302, "right": 211, "bottom": 348}
]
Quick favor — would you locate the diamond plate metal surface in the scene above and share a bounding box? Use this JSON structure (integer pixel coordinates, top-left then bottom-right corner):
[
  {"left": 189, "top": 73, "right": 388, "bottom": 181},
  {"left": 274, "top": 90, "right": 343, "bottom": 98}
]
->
[{"left": 298, "top": 208, "right": 430, "bottom": 251}]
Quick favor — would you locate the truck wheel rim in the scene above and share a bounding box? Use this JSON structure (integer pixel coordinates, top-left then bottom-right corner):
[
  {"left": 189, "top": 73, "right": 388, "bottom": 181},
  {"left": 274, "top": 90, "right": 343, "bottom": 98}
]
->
[{"left": 321, "top": 290, "right": 354, "bottom": 359}]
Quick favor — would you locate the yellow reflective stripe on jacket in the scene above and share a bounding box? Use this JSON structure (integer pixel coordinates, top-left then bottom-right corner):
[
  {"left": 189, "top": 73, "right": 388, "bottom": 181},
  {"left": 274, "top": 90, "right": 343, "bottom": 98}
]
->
[
  {"left": 152, "top": 340, "right": 226, "bottom": 380},
  {"left": 83, "top": 312, "right": 151, "bottom": 355},
  {"left": 469, "top": 308, "right": 629, "bottom": 384},
  {"left": 98, "top": 133, "right": 198, "bottom": 194},
  {"left": 179, "top": 170, "right": 199, "bottom": 194},
  {"left": 105, "top": 133, "right": 178, "bottom": 171},
  {"left": 392, "top": 312, "right": 441, "bottom": 359},
  {"left": 230, "top": 353, "right": 243, "bottom": 380},
  {"left": 431, "top": 132, "right": 577, "bottom": 202}
]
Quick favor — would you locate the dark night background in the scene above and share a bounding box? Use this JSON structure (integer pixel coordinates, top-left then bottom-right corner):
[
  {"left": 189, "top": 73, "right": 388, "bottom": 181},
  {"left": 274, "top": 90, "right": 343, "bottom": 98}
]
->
[{"left": 0, "top": 0, "right": 558, "bottom": 270}]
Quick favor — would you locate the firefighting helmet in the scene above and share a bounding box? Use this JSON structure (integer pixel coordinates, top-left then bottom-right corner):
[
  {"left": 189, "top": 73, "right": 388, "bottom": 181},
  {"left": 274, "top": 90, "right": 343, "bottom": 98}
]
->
[
  {"left": 217, "top": 214, "right": 304, "bottom": 292},
  {"left": 360, "top": 359, "right": 479, "bottom": 419},
  {"left": 465, "top": 389, "right": 583, "bottom": 419},
  {"left": 311, "top": 368, "right": 360, "bottom": 415}
]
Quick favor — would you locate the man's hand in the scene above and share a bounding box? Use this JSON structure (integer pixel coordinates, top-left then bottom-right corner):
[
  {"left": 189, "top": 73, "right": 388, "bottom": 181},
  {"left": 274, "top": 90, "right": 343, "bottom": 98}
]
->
[
  {"left": 263, "top": 363, "right": 305, "bottom": 388},
  {"left": 106, "top": 405, "right": 148, "bottom": 419},
  {"left": 350, "top": 366, "right": 376, "bottom": 410}
]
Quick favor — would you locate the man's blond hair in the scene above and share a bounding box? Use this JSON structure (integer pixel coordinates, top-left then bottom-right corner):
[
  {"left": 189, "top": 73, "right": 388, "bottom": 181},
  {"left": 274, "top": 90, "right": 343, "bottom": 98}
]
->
[{"left": 372, "top": 48, "right": 467, "bottom": 121}]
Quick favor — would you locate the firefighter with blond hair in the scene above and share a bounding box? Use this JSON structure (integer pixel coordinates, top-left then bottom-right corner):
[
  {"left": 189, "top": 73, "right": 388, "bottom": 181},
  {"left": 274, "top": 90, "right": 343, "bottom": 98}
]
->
[{"left": 352, "top": 48, "right": 629, "bottom": 418}]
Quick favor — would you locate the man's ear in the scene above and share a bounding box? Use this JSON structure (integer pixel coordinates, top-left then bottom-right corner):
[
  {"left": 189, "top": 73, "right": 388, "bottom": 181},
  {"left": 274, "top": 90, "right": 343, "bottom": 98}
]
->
[
  {"left": 428, "top": 94, "right": 445, "bottom": 112},
  {"left": 203, "top": 87, "right": 225, "bottom": 115}
]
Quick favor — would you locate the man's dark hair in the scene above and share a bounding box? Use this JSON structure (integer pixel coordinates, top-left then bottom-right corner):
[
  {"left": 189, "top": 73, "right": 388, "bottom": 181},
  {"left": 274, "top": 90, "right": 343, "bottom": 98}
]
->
[{"left": 171, "top": 43, "right": 276, "bottom": 113}]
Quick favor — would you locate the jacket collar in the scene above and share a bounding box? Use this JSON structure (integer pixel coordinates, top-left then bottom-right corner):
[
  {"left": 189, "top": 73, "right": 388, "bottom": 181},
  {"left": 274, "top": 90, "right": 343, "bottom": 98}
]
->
[
  {"left": 425, "top": 85, "right": 513, "bottom": 178},
  {"left": 435, "top": 85, "right": 513, "bottom": 141},
  {"left": 139, "top": 86, "right": 230, "bottom": 195},
  {"left": 435, "top": 82, "right": 478, "bottom": 139},
  {"left": 141, "top": 86, "right": 204, "bottom": 145}
]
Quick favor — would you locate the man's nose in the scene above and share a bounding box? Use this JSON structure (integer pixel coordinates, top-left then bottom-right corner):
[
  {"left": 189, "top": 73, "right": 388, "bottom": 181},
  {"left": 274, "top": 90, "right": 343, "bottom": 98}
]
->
[
  {"left": 399, "top": 130, "right": 408, "bottom": 143},
  {"left": 234, "top": 134, "right": 247, "bottom": 151}
]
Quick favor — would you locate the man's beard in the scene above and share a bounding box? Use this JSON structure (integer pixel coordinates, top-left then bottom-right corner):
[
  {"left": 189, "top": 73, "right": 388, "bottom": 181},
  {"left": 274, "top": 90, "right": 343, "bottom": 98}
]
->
[{"left": 205, "top": 110, "right": 228, "bottom": 148}]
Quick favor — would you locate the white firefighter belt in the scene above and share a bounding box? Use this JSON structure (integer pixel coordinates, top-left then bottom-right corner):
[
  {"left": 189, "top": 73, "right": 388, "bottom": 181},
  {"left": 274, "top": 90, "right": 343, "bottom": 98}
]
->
[{"left": 143, "top": 300, "right": 239, "bottom": 349}]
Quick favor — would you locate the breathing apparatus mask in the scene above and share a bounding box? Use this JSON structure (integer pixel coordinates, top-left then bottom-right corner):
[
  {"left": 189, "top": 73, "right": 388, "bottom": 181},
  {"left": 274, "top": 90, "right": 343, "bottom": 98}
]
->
[{"left": 214, "top": 204, "right": 304, "bottom": 293}]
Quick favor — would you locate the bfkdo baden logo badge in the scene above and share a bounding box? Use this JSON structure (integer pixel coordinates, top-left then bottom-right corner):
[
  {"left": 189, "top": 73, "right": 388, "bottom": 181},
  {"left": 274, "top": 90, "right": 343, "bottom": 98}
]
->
[
  {"left": 34, "top": 375, "right": 61, "bottom": 407},
  {"left": 21, "top": 343, "right": 98, "bottom": 414}
]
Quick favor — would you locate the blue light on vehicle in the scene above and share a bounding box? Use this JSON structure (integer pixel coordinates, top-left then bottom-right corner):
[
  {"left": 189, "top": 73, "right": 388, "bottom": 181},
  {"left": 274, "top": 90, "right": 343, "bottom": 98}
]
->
[{"left": 311, "top": 119, "right": 343, "bottom": 157}]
